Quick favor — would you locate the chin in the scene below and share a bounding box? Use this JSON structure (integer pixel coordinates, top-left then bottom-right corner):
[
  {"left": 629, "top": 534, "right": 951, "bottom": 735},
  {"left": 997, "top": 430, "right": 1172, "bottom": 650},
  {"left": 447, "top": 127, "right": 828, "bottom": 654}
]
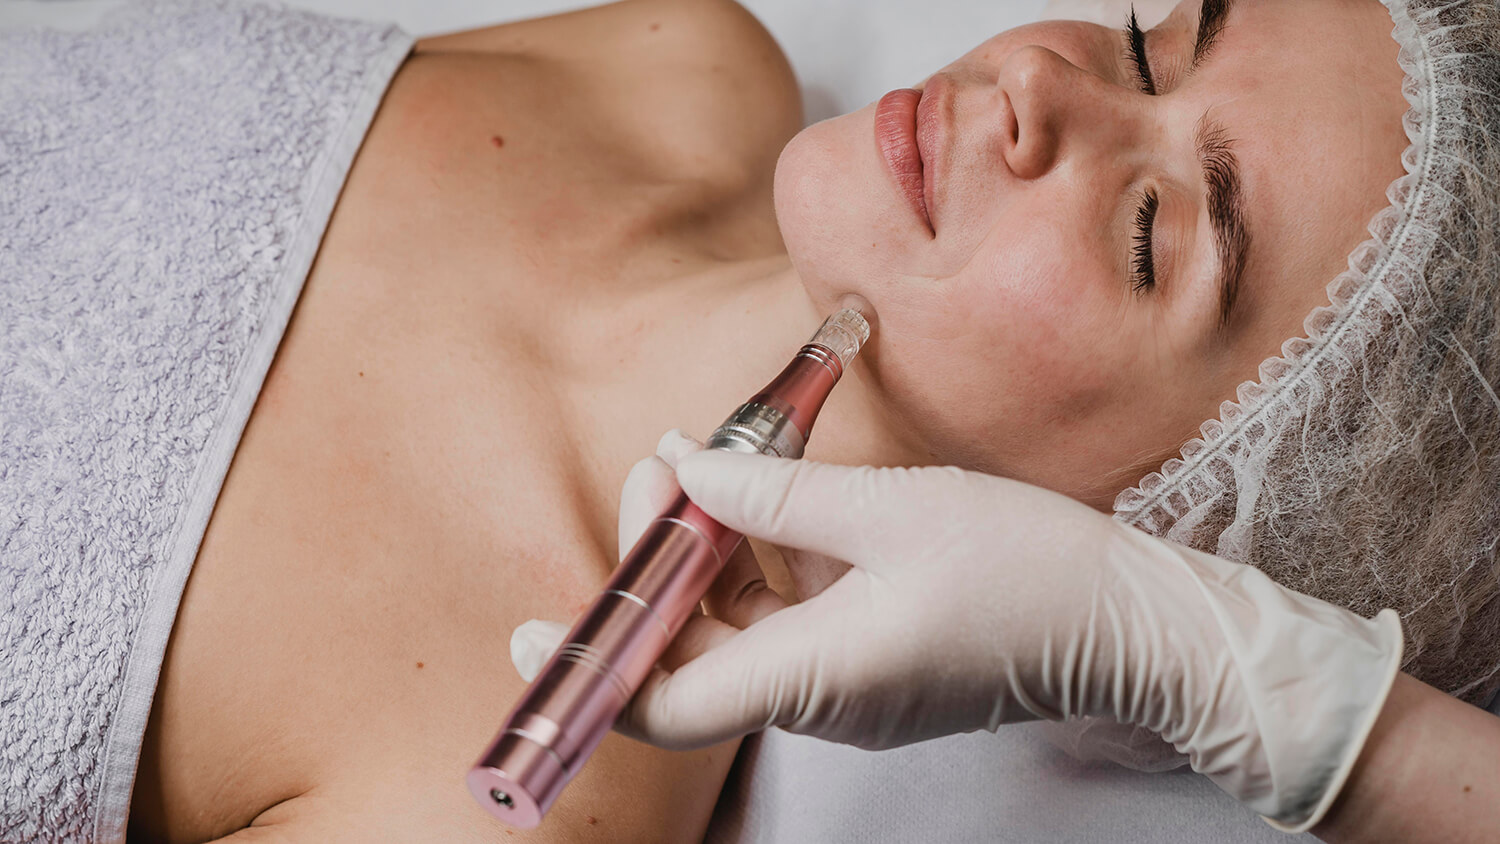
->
[
  {"left": 774, "top": 122, "right": 847, "bottom": 306},
  {"left": 773, "top": 110, "right": 893, "bottom": 316}
]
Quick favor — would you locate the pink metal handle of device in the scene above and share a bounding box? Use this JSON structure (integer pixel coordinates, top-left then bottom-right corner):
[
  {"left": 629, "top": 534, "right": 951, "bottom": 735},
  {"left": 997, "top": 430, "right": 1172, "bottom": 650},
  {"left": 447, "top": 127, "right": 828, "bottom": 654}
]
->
[
  {"left": 467, "top": 492, "right": 740, "bottom": 828},
  {"left": 469, "top": 308, "right": 866, "bottom": 829}
]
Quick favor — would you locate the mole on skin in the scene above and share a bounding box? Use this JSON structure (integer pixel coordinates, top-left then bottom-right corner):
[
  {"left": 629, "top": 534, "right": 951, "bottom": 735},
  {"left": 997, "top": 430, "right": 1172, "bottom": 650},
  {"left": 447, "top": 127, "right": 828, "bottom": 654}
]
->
[{"left": 490, "top": 135, "right": 505, "bottom": 149}]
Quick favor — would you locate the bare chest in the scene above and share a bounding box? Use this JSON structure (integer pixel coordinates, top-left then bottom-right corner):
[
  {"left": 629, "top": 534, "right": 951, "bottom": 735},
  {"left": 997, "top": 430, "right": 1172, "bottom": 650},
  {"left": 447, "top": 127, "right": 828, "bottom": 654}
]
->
[{"left": 132, "top": 50, "right": 776, "bottom": 841}]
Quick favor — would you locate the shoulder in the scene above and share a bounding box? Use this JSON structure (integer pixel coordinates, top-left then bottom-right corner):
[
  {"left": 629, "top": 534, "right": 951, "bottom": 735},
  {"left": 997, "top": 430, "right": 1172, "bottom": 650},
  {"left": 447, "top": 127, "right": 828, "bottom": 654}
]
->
[
  {"left": 415, "top": 0, "right": 792, "bottom": 88},
  {"left": 415, "top": 0, "right": 803, "bottom": 187}
]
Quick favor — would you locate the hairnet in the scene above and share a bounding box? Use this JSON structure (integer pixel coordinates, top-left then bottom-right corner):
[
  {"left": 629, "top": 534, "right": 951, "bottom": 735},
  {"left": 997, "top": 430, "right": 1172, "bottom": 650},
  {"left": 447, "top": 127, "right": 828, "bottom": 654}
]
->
[{"left": 1050, "top": 0, "right": 1500, "bottom": 770}]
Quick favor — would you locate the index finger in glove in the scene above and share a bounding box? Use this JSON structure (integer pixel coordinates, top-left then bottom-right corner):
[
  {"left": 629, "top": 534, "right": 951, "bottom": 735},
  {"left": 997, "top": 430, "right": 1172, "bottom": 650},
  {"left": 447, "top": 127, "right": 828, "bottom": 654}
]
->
[
  {"left": 675, "top": 451, "right": 965, "bottom": 573},
  {"left": 617, "top": 430, "right": 705, "bottom": 558},
  {"left": 655, "top": 433, "right": 789, "bottom": 627},
  {"left": 615, "top": 584, "right": 848, "bottom": 750}
]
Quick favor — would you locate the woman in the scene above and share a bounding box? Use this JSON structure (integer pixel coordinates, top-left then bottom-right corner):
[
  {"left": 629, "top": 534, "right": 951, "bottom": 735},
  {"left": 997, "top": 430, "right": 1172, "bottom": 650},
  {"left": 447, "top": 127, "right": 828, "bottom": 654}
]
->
[
  {"left": 0, "top": 0, "right": 1478, "bottom": 840},
  {"left": 576, "top": 0, "right": 1500, "bottom": 840}
]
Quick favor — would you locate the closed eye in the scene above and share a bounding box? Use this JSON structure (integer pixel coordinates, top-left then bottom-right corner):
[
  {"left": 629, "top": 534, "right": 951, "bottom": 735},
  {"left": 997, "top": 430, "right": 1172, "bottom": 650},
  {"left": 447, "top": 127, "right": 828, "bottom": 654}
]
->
[{"left": 1123, "top": 7, "right": 1156, "bottom": 95}]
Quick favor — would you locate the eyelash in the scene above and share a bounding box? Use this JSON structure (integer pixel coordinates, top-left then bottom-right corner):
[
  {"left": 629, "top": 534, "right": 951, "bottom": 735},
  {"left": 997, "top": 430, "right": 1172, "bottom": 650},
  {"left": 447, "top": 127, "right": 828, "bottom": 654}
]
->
[
  {"left": 1124, "top": 6, "right": 1157, "bottom": 294},
  {"left": 1123, "top": 7, "right": 1156, "bottom": 95},
  {"left": 1131, "top": 188, "right": 1159, "bottom": 293}
]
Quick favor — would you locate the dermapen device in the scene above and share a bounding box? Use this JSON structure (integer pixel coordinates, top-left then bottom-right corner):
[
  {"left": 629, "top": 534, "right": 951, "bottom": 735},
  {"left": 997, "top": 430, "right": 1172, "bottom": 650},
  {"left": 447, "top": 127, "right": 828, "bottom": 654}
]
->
[{"left": 468, "top": 305, "right": 872, "bottom": 829}]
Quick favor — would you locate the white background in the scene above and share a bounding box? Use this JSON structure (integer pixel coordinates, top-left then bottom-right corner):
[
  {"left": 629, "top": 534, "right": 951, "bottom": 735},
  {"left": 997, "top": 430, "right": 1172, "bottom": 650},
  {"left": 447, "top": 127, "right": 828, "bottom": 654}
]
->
[{"left": 0, "top": 0, "right": 1059, "bottom": 123}]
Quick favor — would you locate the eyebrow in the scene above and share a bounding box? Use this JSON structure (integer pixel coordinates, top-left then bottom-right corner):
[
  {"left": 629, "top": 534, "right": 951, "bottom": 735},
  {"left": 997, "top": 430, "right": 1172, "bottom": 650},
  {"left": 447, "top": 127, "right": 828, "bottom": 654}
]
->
[
  {"left": 1191, "top": 0, "right": 1233, "bottom": 69},
  {"left": 1187, "top": 0, "right": 1246, "bottom": 328},
  {"left": 1196, "top": 117, "right": 1249, "bottom": 329}
]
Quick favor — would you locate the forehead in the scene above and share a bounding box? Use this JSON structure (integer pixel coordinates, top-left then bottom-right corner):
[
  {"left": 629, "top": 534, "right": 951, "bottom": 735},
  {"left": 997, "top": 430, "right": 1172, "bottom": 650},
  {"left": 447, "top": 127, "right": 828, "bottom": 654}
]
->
[{"left": 1177, "top": 0, "right": 1408, "bottom": 336}]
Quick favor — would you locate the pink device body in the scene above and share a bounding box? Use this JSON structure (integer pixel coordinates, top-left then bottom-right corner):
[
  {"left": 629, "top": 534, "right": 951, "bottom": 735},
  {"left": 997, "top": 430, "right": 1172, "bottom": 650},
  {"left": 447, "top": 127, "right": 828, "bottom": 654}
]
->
[{"left": 468, "top": 309, "right": 869, "bottom": 829}]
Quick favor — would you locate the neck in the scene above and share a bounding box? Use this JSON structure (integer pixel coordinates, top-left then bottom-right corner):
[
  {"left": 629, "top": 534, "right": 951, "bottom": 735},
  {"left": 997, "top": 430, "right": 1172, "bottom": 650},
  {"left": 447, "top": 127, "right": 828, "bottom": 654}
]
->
[{"left": 556, "top": 256, "right": 919, "bottom": 499}]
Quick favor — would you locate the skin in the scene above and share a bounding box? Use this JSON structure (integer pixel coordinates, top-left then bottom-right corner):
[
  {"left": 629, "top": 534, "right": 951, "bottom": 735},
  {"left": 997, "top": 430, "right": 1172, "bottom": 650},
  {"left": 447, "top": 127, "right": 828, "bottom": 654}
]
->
[
  {"left": 1314, "top": 674, "right": 1500, "bottom": 843},
  {"left": 122, "top": 0, "right": 1492, "bottom": 842},
  {"left": 774, "top": 4, "right": 1500, "bottom": 839},
  {"left": 128, "top": 4, "right": 828, "bottom": 841},
  {"left": 780, "top": 0, "right": 1411, "bottom": 506}
]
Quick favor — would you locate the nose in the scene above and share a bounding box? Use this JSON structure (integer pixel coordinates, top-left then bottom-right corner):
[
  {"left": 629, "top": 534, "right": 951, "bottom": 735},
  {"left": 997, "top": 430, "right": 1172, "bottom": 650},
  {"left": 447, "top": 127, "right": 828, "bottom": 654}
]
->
[{"left": 997, "top": 45, "right": 1140, "bottom": 180}]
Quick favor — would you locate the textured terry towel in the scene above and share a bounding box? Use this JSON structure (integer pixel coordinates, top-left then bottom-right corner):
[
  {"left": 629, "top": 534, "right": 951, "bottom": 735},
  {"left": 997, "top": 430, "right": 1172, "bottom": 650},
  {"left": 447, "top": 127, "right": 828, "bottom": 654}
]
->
[{"left": 0, "top": 3, "right": 412, "bottom": 840}]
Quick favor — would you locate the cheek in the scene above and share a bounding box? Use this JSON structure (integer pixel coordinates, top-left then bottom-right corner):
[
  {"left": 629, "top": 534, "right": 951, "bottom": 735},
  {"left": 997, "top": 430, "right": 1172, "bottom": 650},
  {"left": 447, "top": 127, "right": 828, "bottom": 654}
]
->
[
  {"left": 774, "top": 122, "right": 853, "bottom": 279},
  {"left": 871, "top": 227, "right": 1128, "bottom": 468},
  {"left": 777, "top": 109, "right": 1141, "bottom": 474},
  {"left": 775, "top": 111, "right": 943, "bottom": 311},
  {"left": 987, "top": 253, "right": 1122, "bottom": 415},
  {"left": 946, "top": 210, "right": 1124, "bottom": 385}
]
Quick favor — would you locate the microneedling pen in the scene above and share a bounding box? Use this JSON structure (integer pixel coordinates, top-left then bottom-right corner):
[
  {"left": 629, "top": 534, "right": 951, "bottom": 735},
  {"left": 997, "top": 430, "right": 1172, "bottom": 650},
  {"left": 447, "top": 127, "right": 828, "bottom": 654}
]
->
[{"left": 467, "top": 305, "right": 872, "bottom": 829}]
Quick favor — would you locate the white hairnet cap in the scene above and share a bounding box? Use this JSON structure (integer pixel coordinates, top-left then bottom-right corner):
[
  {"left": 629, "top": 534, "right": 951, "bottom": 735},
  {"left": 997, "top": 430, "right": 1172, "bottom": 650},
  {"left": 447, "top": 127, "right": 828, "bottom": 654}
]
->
[{"left": 1054, "top": 0, "right": 1500, "bottom": 769}]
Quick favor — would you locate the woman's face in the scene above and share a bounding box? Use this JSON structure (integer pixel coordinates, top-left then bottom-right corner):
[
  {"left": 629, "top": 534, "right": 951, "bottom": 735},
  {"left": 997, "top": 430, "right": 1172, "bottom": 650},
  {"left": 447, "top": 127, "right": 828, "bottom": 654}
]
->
[{"left": 777, "top": 0, "right": 1408, "bottom": 507}]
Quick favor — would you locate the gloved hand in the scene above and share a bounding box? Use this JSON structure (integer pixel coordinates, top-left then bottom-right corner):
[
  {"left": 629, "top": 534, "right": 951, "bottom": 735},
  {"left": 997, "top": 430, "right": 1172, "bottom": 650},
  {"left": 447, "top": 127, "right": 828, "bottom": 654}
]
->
[{"left": 512, "top": 431, "right": 1403, "bottom": 833}]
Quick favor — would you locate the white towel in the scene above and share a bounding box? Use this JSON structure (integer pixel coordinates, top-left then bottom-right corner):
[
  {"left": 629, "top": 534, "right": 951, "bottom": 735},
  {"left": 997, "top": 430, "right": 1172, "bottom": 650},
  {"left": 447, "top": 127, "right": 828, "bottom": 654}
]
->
[{"left": 0, "top": 3, "right": 411, "bottom": 840}]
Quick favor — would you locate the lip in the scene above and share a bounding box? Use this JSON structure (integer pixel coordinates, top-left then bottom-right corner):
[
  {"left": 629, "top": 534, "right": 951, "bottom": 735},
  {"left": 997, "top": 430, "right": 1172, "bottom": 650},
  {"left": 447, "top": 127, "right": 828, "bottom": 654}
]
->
[
  {"left": 874, "top": 87, "right": 932, "bottom": 234},
  {"left": 915, "top": 75, "right": 950, "bottom": 231}
]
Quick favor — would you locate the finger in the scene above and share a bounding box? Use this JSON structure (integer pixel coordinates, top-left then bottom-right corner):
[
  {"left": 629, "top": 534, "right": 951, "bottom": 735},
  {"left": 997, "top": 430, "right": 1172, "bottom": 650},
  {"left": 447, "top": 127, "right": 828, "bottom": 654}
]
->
[
  {"left": 781, "top": 547, "right": 852, "bottom": 602},
  {"left": 618, "top": 455, "right": 682, "bottom": 560},
  {"left": 618, "top": 430, "right": 706, "bottom": 557},
  {"left": 655, "top": 428, "right": 703, "bottom": 469},
  {"left": 656, "top": 610, "right": 739, "bottom": 672},
  {"left": 703, "top": 540, "right": 790, "bottom": 629},
  {"left": 675, "top": 451, "right": 954, "bottom": 572},
  {"left": 510, "top": 618, "right": 569, "bottom": 682},
  {"left": 614, "top": 592, "right": 842, "bottom": 750}
]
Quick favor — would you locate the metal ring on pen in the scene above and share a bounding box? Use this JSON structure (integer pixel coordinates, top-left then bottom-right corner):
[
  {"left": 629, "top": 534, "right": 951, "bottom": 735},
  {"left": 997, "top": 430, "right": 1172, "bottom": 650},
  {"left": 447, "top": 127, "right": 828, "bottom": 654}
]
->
[
  {"left": 706, "top": 401, "right": 805, "bottom": 458},
  {"left": 603, "top": 589, "right": 672, "bottom": 638},
  {"left": 797, "top": 343, "right": 843, "bottom": 380},
  {"left": 502, "top": 727, "right": 570, "bottom": 773},
  {"left": 655, "top": 517, "right": 726, "bottom": 569},
  {"left": 556, "top": 642, "right": 633, "bottom": 701}
]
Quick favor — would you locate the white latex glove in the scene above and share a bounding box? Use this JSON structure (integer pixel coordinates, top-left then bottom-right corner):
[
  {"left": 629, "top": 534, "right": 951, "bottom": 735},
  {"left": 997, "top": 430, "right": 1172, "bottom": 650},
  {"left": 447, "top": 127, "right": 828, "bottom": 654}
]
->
[{"left": 513, "top": 431, "right": 1403, "bottom": 833}]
